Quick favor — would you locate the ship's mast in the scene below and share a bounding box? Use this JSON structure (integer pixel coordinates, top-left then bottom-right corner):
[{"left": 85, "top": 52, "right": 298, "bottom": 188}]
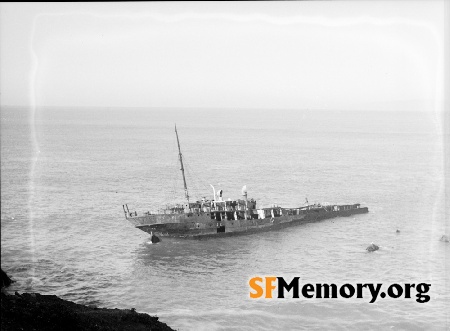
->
[{"left": 175, "top": 125, "right": 190, "bottom": 206}]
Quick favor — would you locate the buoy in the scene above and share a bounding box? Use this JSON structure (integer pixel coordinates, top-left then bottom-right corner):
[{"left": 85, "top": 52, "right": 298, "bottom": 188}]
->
[{"left": 366, "top": 243, "right": 379, "bottom": 252}]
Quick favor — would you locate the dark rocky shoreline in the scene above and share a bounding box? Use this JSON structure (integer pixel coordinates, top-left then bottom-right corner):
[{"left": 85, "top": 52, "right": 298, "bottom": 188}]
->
[
  {"left": 1, "top": 270, "right": 175, "bottom": 331},
  {"left": 1, "top": 292, "right": 175, "bottom": 331}
]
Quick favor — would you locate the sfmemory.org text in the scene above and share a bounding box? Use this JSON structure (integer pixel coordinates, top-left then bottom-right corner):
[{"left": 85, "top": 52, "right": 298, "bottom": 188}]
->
[{"left": 249, "top": 277, "right": 431, "bottom": 303}]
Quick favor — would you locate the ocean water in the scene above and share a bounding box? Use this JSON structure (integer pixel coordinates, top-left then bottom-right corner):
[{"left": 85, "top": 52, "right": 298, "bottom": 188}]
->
[{"left": 1, "top": 106, "right": 448, "bottom": 330}]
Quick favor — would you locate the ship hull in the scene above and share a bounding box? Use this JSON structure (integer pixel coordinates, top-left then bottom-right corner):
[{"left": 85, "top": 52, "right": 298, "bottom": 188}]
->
[{"left": 129, "top": 206, "right": 368, "bottom": 239}]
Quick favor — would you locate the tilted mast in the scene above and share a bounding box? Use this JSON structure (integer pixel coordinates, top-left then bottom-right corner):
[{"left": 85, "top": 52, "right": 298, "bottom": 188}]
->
[{"left": 175, "top": 125, "right": 190, "bottom": 206}]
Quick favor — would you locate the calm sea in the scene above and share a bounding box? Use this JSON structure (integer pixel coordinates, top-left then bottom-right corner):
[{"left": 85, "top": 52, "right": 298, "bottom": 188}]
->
[{"left": 1, "top": 107, "right": 448, "bottom": 330}]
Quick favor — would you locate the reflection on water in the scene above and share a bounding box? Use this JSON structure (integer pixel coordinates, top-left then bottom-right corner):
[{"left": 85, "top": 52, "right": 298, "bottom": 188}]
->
[{"left": 134, "top": 236, "right": 256, "bottom": 279}]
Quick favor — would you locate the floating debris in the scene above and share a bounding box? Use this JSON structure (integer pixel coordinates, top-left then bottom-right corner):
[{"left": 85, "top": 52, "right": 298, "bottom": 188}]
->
[{"left": 366, "top": 243, "right": 379, "bottom": 252}]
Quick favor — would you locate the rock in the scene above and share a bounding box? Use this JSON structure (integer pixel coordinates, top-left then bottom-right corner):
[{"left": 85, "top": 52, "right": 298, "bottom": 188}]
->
[
  {"left": 366, "top": 243, "right": 379, "bottom": 252},
  {"left": 150, "top": 231, "right": 161, "bottom": 244},
  {"left": 1, "top": 269, "right": 13, "bottom": 288},
  {"left": 1, "top": 292, "right": 175, "bottom": 331},
  {"left": 1, "top": 269, "right": 175, "bottom": 330},
  {"left": 440, "top": 235, "right": 449, "bottom": 242}
]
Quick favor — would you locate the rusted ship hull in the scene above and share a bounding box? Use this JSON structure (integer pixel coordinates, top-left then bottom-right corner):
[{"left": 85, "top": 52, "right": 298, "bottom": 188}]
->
[
  {"left": 123, "top": 126, "right": 369, "bottom": 240},
  {"left": 127, "top": 205, "right": 369, "bottom": 239}
]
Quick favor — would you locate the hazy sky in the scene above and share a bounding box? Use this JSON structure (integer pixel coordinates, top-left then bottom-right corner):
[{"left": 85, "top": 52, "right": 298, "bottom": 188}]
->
[{"left": 0, "top": 1, "right": 445, "bottom": 111}]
